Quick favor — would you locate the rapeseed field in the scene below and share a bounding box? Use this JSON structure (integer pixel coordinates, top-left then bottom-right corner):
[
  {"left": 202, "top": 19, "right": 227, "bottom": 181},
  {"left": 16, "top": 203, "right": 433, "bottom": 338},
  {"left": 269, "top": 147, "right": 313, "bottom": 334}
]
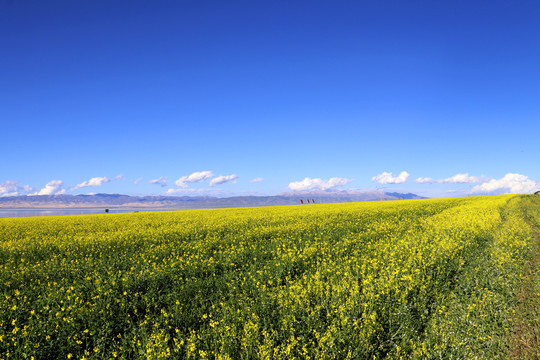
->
[{"left": 0, "top": 195, "right": 536, "bottom": 359}]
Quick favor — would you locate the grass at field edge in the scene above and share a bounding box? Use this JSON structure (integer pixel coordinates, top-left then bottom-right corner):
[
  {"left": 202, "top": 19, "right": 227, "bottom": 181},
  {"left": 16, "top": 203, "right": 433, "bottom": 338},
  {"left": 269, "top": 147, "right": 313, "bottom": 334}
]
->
[{"left": 509, "top": 195, "right": 540, "bottom": 359}]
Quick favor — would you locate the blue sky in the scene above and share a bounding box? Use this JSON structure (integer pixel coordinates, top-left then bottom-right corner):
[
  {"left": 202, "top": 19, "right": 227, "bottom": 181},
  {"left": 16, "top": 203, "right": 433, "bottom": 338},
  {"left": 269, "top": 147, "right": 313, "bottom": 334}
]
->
[{"left": 1, "top": 0, "right": 539, "bottom": 197}]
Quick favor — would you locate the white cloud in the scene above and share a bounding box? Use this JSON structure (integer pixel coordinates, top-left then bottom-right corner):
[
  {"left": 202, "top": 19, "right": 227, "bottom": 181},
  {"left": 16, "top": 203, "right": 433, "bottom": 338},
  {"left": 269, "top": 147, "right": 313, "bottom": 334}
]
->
[
  {"left": 175, "top": 171, "right": 214, "bottom": 188},
  {"left": 36, "top": 180, "right": 66, "bottom": 195},
  {"left": 372, "top": 171, "right": 410, "bottom": 184},
  {"left": 288, "top": 177, "right": 353, "bottom": 191},
  {"left": 471, "top": 173, "right": 539, "bottom": 194},
  {"left": 416, "top": 173, "right": 487, "bottom": 184},
  {"left": 149, "top": 177, "right": 168, "bottom": 187},
  {"left": 166, "top": 188, "right": 227, "bottom": 196},
  {"left": 415, "top": 177, "right": 435, "bottom": 184},
  {"left": 251, "top": 177, "right": 264, "bottom": 183},
  {"left": 441, "top": 173, "right": 486, "bottom": 183},
  {"left": 134, "top": 177, "right": 143, "bottom": 185},
  {"left": 0, "top": 180, "right": 33, "bottom": 197},
  {"left": 115, "top": 174, "right": 126, "bottom": 181},
  {"left": 73, "top": 177, "right": 111, "bottom": 190},
  {"left": 210, "top": 174, "right": 239, "bottom": 187}
]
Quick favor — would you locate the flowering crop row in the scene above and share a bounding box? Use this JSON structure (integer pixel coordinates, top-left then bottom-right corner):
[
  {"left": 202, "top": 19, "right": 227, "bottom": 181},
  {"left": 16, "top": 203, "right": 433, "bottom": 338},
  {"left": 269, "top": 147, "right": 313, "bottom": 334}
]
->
[{"left": 0, "top": 195, "right": 534, "bottom": 359}]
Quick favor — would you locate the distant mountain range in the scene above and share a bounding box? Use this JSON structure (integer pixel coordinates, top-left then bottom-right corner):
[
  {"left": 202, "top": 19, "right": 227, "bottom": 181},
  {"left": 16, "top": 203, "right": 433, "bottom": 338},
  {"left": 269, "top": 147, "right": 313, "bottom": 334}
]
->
[{"left": 0, "top": 192, "right": 427, "bottom": 210}]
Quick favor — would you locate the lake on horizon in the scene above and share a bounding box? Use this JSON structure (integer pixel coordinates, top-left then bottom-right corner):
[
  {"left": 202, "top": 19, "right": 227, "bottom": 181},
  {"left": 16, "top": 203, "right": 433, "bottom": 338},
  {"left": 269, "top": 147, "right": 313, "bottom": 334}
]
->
[{"left": 0, "top": 209, "right": 157, "bottom": 218}]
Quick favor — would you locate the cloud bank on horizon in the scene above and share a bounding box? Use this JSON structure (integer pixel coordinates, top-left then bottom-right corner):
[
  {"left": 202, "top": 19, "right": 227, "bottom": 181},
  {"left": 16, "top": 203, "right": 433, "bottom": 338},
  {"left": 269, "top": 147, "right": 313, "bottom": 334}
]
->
[
  {"left": 372, "top": 171, "right": 539, "bottom": 195},
  {"left": 1, "top": 171, "right": 539, "bottom": 198}
]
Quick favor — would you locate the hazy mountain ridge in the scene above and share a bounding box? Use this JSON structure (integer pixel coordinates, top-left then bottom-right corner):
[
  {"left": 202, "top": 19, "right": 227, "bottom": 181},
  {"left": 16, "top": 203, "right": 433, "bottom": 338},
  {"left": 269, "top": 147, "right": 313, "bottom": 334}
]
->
[{"left": 0, "top": 192, "right": 427, "bottom": 210}]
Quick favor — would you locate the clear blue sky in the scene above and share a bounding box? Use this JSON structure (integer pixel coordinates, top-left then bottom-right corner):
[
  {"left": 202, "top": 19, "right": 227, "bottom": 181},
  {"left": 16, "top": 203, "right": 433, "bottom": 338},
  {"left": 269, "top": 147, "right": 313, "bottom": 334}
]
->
[{"left": 2, "top": 0, "right": 539, "bottom": 197}]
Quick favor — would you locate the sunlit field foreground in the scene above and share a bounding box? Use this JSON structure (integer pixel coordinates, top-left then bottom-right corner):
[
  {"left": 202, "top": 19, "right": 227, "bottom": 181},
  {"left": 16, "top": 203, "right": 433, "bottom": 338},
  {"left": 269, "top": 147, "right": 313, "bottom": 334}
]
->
[{"left": 0, "top": 195, "right": 537, "bottom": 359}]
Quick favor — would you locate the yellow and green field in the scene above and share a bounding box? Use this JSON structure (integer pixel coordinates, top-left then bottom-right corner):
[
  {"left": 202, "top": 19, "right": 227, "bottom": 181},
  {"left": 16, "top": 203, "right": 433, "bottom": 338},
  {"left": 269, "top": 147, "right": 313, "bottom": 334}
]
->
[{"left": 1, "top": 195, "right": 539, "bottom": 359}]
